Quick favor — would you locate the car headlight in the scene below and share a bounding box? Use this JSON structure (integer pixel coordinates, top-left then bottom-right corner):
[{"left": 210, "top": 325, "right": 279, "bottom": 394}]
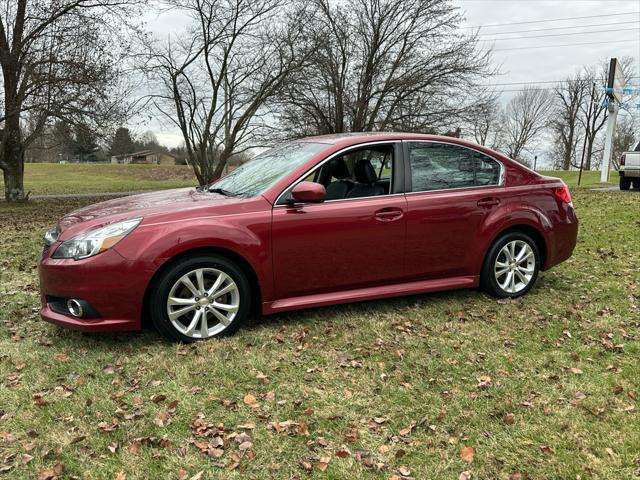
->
[{"left": 52, "top": 218, "right": 142, "bottom": 260}]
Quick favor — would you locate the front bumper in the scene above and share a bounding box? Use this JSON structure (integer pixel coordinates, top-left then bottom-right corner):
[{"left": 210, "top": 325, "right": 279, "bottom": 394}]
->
[
  {"left": 38, "top": 247, "right": 152, "bottom": 332},
  {"left": 40, "top": 305, "right": 136, "bottom": 332}
]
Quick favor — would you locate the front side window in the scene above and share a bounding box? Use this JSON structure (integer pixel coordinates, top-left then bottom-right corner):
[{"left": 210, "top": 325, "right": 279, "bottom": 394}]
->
[
  {"left": 211, "top": 142, "right": 327, "bottom": 197},
  {"left": 280, "top": 144, "right": 395, "bottom": 203},
  {"left": 408, "top": 142, "right": 501, "bottom": 192}
]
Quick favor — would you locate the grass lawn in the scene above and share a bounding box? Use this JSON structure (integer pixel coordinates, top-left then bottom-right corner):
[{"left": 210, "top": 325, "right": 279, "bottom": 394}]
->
[
  {"left": 1, "top": 163, "right": 197, "bottom": 196},
  {"left": 538, "top": 170, "right": 609, "bottom": 189},
  {"left": 0, "top": 163, "right": 618, "bottom": 197},
  {"left": 1, "top": 189, "right": 639, "bottom": 478}
]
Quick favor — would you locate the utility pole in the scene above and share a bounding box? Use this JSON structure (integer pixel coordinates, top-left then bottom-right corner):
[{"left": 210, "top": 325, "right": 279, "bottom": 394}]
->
[
  {"left": 533, "top": 155, "right": 537, "bottom": 171},
  {"left": 600, "top": 101, "right": 619, "bottom": 183},
  {"left": 601, "top": 58, "right": 624, "bottom": 183}
]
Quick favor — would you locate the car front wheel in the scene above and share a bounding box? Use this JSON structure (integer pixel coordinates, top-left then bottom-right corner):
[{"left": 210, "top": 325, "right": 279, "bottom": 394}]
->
[
  {"left": 149, "top": 254, "right": 250, "bottom": 342},
  {"left": 481, "top": 232, "right": 540, "bottom": 298}
]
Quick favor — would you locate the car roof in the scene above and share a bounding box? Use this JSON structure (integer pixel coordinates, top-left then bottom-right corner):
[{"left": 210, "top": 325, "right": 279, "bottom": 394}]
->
[{"left": 297, "top": 132, "right": 487, "bottom": 150}]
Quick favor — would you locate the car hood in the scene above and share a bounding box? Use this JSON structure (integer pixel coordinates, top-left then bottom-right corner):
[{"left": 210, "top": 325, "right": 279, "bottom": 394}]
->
[{"left": 57, "top": 188, "right": 249, "bottom": 239}]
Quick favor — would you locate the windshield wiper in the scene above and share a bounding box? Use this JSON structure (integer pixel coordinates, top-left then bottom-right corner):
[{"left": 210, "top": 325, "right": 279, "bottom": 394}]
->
[{"left": 208, "top": 187, "right": 240, "bottom": 197}]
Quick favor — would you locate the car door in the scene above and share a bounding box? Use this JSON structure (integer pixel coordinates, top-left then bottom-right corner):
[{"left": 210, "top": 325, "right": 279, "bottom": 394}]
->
[
  {"left": 271, "top": 142, "right": 408, "bottom": 299},
  {"left": 403, "top": 140, "right": 505, "bottom": 280}
]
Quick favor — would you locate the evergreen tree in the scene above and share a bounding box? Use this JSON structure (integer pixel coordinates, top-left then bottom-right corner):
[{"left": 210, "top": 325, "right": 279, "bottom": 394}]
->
[
  {"left": 73, "top": 125, "right": 100, "bottom": 163},
  {"left": 110, "top": 127, "right": 135, "bottom": 156}
]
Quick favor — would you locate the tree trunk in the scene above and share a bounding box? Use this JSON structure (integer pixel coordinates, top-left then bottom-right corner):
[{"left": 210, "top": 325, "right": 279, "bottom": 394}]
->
[
  {"left": 585, "top": 136, "right": 594, "bottom": 170},
  {"left": 1, "top": 126, "right": 27, "bottom": 202},
  {"left": 3, "top": 162, "right": 25, "bottom": 202}
]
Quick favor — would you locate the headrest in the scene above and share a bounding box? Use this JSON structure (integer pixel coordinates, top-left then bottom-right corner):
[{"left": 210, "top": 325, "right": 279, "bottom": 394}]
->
[
  {"left": 330, "top": 158, "right": 350, "bottom": 179},
  {"left": 354, "top": 160, "right": 377, "bottom": 184}
]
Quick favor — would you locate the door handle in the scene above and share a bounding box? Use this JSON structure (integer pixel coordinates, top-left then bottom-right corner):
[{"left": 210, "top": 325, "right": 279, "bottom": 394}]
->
[
  {"left": 477, "top": 198, "right": 500, "bottom": 208},
  {"left": 374, "top": 208, "right": 404, "bottom": 222}
]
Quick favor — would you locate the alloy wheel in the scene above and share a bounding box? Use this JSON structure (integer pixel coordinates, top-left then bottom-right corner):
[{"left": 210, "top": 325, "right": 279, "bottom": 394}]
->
[
  {"left": 493, "top": 240, "right": 536, "bottom": 294},
  {"left": 166, "top": 267, "right": 240, "bottom": 339}
]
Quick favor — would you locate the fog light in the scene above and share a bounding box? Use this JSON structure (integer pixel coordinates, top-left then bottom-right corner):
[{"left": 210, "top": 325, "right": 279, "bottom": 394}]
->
[{"left": 67, "top": 299, "right": 84, "bottom": 317}]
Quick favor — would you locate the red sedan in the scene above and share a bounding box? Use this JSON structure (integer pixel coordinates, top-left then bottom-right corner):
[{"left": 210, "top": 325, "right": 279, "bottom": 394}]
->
[{"left": 39, "top": 133, "right": 578, "bottom": 341}]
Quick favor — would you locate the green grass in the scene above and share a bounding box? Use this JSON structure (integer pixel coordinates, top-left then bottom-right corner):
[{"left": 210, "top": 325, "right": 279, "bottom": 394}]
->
[
  {"left": 1, "top": 188, "right": 639, "bottom": 478},
  {"left": 1, "top": 163, "right": 196, "bottom": 196},
  {"left": 538, "top": 170, "right": 607, "bottom": 189},
  {"left": 0, "top": 164, "right": 616, "bottom": 197}
]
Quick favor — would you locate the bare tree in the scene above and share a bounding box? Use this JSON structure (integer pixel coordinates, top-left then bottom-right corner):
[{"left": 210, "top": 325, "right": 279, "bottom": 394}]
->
[
  {"left": 501, "top": 87, "right": 553, "bottom": 163},
  {"left": 276, "top": 0, "right": 493, "bottom": 137},
  {"left": 467, "top": 94, "right": 502, "bottom": 148},
  {"left": 143, "top": 0, "right": 307, "bottom": 186},
  {"left": 550, "top": 74, "right": 588, "bottom": 170},
  {"left": 0, "top": 0, "right": 140, "bottom": 202}
]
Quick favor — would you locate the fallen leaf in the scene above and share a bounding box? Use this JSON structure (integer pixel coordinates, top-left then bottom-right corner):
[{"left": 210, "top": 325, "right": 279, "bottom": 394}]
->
[
  {"left": 69, "top": 435, "right": 87, "bottom": 444},
  {"left": 477, "top": 375, "right": 492, "bottom": 388},
  {"left": 317, "top": 456, "right": 331, "bottom": 472},
  {"left": 243, "top": 394, "right": 259, "bottom": 408},
  {"left": 336, "top": 445, "right": 351, "bottom": 458},
  {"left": 459, "top": 471, "right": 472, "bottom": 480},
  {"left": 398, "top": 465, "right": 411, "bottom": 476},
  {"left": 539, "top": 445, "right": 552, "bottom": 455},
  {"left": 567, "top": 367, "right": 583, "bottom": 375},
  {"left": 38, "top": 463, "right": 65, "bottom": 480},
  {"left": 460, "top": 446, "right": 476, "bottom": 464},
  {"left": 154, "top": 411, "right": 170, "bottom": 427}
]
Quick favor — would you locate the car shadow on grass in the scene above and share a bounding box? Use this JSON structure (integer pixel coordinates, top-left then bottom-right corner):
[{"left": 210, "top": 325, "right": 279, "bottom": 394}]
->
[
  {"left": 246, "top": 287, "right": 482, "bottom": 331},
  {"left": 44, "top": 279, "right": 556, "bottom": 346}
]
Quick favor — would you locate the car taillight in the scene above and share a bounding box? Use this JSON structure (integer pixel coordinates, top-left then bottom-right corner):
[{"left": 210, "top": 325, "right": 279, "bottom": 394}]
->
[
  {"left": 620, "top": 154, "right": 626, "bottom": 166},
  {"left": 554, "top": 185, "right": 573, "bottom": 207}
]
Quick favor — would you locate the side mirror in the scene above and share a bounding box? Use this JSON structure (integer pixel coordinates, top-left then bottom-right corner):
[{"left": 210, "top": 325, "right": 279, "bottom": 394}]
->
[{"left": 290, "top": 181, "right": 326, "bottom": 204}]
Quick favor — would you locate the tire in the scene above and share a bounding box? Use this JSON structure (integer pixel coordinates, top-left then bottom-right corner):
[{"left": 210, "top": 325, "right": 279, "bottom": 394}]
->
[
  {"left": 480, "top": 232, "right": 541, "bottom": 299},
  {"left": 149, "top": 254, "right": 251, "bottom": 342},
  {"left": 633, "top": 179, "right": 640, "bottom": 190},
  {"left": 620, "top": 176, "right": 631, "bottom": 191}
]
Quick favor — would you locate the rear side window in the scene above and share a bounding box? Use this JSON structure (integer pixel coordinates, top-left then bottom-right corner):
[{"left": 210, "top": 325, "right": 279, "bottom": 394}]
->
[{"left": 408, "top": 142, "right": 501, "bottom": 192}]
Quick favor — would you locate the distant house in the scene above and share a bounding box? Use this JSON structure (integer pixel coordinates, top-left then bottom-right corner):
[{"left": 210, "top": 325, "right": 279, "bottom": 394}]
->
[{"left": 111, "top": 150, "right": 178, "bottom": 165}]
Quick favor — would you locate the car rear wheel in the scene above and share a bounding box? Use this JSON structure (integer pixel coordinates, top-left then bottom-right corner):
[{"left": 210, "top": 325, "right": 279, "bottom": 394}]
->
[
  {"left": 620, "top": 176, "right": 631, "bottom": 190},
  {"left": 481, "top": 232, "right": 540, "bottom": 298},
  {"left": 632, "top": 179, "right": 640, "bottom": 190},
  {"left": 149, "top": 254, "right": 250, "bottom": 342}
]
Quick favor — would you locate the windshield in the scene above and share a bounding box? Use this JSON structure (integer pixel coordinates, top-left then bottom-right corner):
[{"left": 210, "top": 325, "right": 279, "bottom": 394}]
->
[{"left": 211, "top": 142, "right": 327, "bottom": 197}]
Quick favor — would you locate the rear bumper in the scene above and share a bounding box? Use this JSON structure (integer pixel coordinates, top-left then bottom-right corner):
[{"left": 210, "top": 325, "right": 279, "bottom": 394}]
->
[
  {"left": 620, "top": 169, "right": 640, "bottom": 178},
  {"left": 543, "top": 205, "right": 578, "bottom": 270},
  {"left": 38, "top": 248, "right": 151, "bottom": 332}
]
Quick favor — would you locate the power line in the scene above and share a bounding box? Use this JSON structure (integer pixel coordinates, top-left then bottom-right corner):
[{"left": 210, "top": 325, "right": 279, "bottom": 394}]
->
[
  {"left": 463, "top": 11, "right": 639, "bottom": 29},
  {"left": 482, "top": 26, "right": 639, "bottom": 42},
  {"left": 498, "top": 86, "right": 640, "bottom": 94},
  {"left": 492, "top": 38, "right": 639, "bottom": 52},
  {"left": 480, "top": 20, "right": 640, "bottom": 36},
  {"left": 481, "top": 77, "right": 640, "bottom": 87}
]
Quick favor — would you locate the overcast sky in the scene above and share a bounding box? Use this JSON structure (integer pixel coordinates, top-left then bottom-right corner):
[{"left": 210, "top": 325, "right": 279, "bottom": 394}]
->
[{"left": 140, "top": 0, "right": 640, "bottom": 148}]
